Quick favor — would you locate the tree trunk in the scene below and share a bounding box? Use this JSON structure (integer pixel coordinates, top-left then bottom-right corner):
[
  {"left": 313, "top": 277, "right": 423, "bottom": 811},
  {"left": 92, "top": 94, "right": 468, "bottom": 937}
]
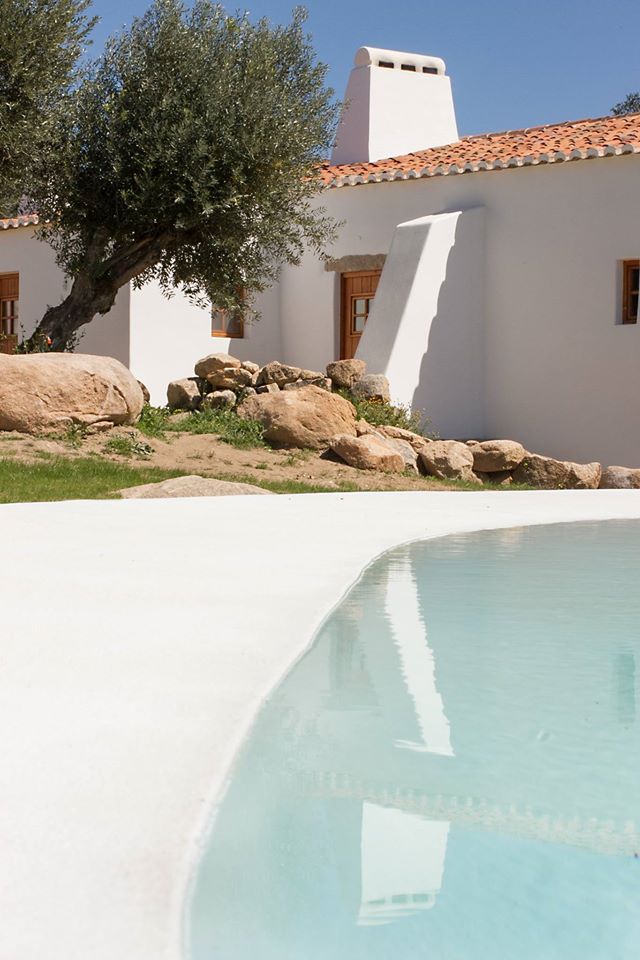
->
[
  {"left": 34, "top": 273, "right": 121, "bottom": 351},
  {"left": 29, "top": 230, "right": 172, "bottom": 351}
]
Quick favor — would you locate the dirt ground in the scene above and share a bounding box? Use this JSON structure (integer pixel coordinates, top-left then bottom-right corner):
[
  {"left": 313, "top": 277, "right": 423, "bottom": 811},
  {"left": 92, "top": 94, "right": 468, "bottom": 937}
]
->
[{"left": 0, "top": 425, "right": 463, "bottom": 492}]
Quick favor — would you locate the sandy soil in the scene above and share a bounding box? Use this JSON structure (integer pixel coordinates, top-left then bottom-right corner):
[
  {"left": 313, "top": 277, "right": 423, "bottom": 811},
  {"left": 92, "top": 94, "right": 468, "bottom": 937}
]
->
[{"left": 0, "top": 425, "right": 460, "bottom": 492}]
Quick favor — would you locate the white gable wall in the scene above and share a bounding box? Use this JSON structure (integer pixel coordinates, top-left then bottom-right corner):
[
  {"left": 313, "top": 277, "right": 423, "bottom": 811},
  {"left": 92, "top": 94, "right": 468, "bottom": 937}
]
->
[{"left": 277, "top": 153, "right": 640, "bottom": 466}]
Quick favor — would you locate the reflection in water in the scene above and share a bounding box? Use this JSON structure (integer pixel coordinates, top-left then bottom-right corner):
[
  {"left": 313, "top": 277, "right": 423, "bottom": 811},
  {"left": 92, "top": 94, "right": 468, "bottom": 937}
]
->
[
  {"left": 383, "top": 556, "right": 453, "bottom": 756},
  {"left": 358, "top": 803, "right": 449, "bottom": 925},
  {"left": 190, "top": 522, "right": 640, "bottom": 960}
]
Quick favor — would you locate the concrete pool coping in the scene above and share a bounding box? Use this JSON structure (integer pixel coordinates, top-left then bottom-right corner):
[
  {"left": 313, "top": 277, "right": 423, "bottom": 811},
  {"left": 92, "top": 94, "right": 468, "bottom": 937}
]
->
[{"left": 2, "top": 489, "right": 640, "bottom": 960}]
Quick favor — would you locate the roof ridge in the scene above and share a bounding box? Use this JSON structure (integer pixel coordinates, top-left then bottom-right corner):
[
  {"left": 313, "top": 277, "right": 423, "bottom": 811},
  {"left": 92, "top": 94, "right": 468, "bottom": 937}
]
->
[
  {"left": 322, "top": 111, "right": 640, "bottom": 186},
  {"left": 458, "top": 111, "right": 640, "bottom": 144}
]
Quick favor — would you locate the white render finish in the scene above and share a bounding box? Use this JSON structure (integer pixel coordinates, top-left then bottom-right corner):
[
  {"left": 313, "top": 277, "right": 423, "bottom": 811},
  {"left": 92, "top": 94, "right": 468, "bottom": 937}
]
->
[
  {"left": 356, "top": 208, "right": 486, "bottom": 439},
  {"left": 0, "top": 226, "right": 130, "bottom": 365},
  {"left": 127, "top": 282, "right": 281, "bottom": 404},
  {"left": 331, "top": 48, "right": 458, "bottom": 164},
  {"left": 276, "top": 153, "right": 640, "bottom": 465},
  {"left": 2, "top": 491, "right": 640, "bottom": 960}
]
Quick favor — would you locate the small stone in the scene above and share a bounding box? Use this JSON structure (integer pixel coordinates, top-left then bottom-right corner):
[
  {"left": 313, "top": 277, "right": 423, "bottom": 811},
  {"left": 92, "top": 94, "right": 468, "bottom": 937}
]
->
[
  {"left": 298, "top": 368, "right": 325, "bottom": 381},
  {"left": 330, "top": 433, "right": 405, "bottom": 473},
  {"left": 204, "top": 389, "right": 236, "bottom": 409},
  {"left": 599, "top": 465, "right": 640, "bottom": 489},
  {"left": 326, "top": 359, "right": 367, "bottom": 390},
  {"left": 194, "top": 353, "right": 241, "bottom": 378},
  {"left": 471, "top": 439, "right": 526, "bottom": 472},
  {"left": 419, "top": 440, "right": 479, "bottom": 482},
  {"left": 255, "top": 361, "right": 302, "bottom": 388},
  {"left": 511, "top": 455, "right": 601, "bottom": 489},
  {"left": 205, "top": 366, "right": 253, "bottom": 390},
  {"left": 256, "top": 382, "right": 280, "bottom": 394},
  {"left": 85, "top": 421, "right": 115, "bottom": 435},
  {"left": 351, "top": 374, "right": 391, "bottom": 403},
  {"left": 167, "top": 378, "right": 201, "bottom": 410},
  {"left": 240, "top": 360, "right": 260, "bottom": 374},
  {"left": 384, "top": 436, "right": 420, "bottom": 474}
]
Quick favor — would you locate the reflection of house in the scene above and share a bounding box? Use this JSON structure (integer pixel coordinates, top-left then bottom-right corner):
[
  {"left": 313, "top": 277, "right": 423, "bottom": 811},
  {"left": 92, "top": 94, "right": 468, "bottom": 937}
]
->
[
  {"left": 189, "top": 524, "right": 640, "bottom": 960},
  {"left": 2, "top": 47, "right": 640, "bottom": 463},
  {"left": 358, "top": 804, "right": 449, "bottom": 925}
]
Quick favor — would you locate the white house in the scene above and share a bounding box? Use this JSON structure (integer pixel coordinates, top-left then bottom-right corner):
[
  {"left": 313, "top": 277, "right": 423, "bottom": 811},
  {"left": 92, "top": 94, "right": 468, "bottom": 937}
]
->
[{"left": 1, "top": 46, "right": 639, "bottom": 465}]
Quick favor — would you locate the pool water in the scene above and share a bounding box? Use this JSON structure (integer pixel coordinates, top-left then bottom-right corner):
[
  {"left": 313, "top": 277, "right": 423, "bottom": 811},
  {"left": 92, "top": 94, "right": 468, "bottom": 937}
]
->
[{"left": 189, "top": 521, "right": 640, "bottom": 960}]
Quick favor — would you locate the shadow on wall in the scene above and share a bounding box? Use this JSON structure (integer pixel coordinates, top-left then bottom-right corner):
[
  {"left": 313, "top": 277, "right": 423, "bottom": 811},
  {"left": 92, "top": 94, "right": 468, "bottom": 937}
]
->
[
  {"left": 356, "top": 208, "right": 485, "bottom": 440},
  {"left": 411, "top": 209, "right": 485, "bottom": 439}
]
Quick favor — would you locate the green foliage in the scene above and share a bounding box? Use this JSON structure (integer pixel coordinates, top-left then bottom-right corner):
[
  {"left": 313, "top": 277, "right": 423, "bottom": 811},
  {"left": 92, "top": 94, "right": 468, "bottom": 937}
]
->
[
  {"left": 611, "top": 92, "right": 640, "bottom": 116},
  {"left": 29, "top": 0, "right": 339, "bottom": 345},
  {"left": 168, "top": 407, "right": 267, "bottom": 448},
  {"left": 63, "top": 421, "right": 87, "bottom": 447},
  {"left": 104, "top": 432, "right": 154, "bottom": 458},
  {"left": 136, "top": 403, "right": 172, "bottom": 437},
  {"left": 0, "top": 0, "right": 96, "bottom": 213},
  {"left": 337, "top": 390, "right": 429, "bottom": 435},
  {"left": 136, "top": 403, "right": 267, "bottom": 448},
  {"left": 0, "top": 456, "right": 183, "bottom": 502}
]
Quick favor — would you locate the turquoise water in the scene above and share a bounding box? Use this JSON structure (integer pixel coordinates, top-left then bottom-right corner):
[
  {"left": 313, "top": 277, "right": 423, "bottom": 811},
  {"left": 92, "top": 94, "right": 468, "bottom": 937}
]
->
[{"left": 190, "top": 521, "right": 640, "bottom": 960}]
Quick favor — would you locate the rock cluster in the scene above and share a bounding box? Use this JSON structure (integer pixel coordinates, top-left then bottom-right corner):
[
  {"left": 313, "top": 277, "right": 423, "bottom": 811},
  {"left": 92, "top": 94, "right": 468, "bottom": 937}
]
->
[
  {"left": 167, "top": 354, "right": 387, "bottom": 414},
  {"left": 165, "top": 353, "right": 640, "bottom": 489}
]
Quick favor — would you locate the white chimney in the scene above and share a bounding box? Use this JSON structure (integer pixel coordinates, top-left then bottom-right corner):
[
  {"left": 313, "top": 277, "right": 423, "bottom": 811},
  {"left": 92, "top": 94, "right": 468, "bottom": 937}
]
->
[{"left": 330, "top": 47, "right": 459, "bottom": 165}]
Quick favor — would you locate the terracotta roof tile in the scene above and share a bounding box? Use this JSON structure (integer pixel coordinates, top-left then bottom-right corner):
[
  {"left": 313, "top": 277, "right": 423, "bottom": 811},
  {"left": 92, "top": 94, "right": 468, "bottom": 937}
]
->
[
  {"left": 320, "top": 112, "right": 640, "bottom": 188},
  {"left": 0, "top": 213, "right": 39, "bottom": 229}
]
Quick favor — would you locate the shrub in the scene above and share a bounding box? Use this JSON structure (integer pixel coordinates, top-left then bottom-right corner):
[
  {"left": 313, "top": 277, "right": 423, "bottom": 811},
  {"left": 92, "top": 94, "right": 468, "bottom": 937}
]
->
[
  {"left": 137, "top": 403, "right": 171, "bottom": 438},
  {"left": 337, "top": 390, "right": 429, "bottom": 435}
]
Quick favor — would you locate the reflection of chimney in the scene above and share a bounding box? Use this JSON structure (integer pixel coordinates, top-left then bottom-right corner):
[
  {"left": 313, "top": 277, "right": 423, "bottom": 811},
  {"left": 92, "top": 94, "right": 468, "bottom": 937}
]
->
[
  {"left": 331, "top": 46, "right": 459, "bottom": 165},
  {"left": 358, "top": 803, "right": 449, "bottom": 926}
]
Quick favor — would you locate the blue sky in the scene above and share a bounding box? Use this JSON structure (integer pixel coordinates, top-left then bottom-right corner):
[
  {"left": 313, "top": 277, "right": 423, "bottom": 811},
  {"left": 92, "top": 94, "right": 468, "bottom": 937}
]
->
[{"left": 90, "top": 0, "right": 639, "bottom": 135}]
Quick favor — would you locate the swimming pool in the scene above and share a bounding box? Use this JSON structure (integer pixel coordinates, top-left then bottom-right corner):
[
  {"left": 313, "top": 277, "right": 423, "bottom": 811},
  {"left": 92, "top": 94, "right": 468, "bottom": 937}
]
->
[{"left": 189, "top": 520, "right": 640, "bottom": 959}]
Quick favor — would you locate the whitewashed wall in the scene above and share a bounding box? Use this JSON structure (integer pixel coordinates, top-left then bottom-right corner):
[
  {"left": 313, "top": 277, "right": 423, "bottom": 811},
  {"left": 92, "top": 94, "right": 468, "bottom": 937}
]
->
[
  {"left": 128, "top": 282, "right": 282, "bottom": 405},
  {"left": 0, "top": 227, "right": 130, "bottom": 365},
  {"left": 279, "top": 154, "right": 640, "bottom": 466}
]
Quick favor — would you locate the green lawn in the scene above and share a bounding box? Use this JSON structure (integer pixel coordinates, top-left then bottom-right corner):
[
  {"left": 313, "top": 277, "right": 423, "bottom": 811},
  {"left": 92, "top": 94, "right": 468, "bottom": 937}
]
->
[{"left": 0, "top": 457, "right": 184, "bottom": 503}]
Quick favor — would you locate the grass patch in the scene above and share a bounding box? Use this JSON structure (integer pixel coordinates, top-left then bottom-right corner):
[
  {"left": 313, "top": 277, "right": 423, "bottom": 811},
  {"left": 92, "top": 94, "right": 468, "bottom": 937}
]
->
[
  {"left": 336, "top": 390, "right": 429, "bottom": 435},
  {"left": 0, "top": 457, "right": 184, "bottom": 503},
  {"left": 104, "top": 432, "right": 154, "bottom": 459},
  {"left": 137, "top": 404, "right": 266, "bottom": 449}
]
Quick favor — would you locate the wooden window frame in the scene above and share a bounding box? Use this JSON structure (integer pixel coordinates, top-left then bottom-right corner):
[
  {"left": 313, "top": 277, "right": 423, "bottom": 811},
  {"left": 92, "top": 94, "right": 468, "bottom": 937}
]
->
[
  {"left": 0, "top": 272, "right": 19, "bottom": 337},
  {"left": 211, "top": 299, "right": 245, "bottom": 339},
  {"left": 622, "top": 260, "right": 639, "bottom": 325}
]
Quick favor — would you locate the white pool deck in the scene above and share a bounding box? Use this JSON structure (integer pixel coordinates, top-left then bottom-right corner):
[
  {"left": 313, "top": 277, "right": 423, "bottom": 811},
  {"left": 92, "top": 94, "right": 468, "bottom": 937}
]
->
[{"left": 2, "top": 489, "right": 640, "bottom": 960}]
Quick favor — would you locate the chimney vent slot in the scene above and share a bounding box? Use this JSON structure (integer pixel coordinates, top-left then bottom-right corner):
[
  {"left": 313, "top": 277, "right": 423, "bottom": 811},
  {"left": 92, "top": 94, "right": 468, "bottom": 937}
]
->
[
  {"left": 422, "top": 66, "right": 438, "bottom": 75},
  {"left": 378, "top": 60, "right": 394, "bottom": 68},
  {"left": 401, "top": 63, "right": 417, "bottom": 71}
]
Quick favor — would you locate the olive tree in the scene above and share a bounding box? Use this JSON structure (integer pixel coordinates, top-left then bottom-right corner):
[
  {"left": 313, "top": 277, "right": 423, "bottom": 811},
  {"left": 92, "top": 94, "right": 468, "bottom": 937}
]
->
[
  {"left": 28, "top": 0, "right": 338, "bottom": 349},
  {"left": 611, "top": 92, "right": 640, "bottom": 116},
  {"left": 0, "top": 0, "right": 95, "bottom": 214}
]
